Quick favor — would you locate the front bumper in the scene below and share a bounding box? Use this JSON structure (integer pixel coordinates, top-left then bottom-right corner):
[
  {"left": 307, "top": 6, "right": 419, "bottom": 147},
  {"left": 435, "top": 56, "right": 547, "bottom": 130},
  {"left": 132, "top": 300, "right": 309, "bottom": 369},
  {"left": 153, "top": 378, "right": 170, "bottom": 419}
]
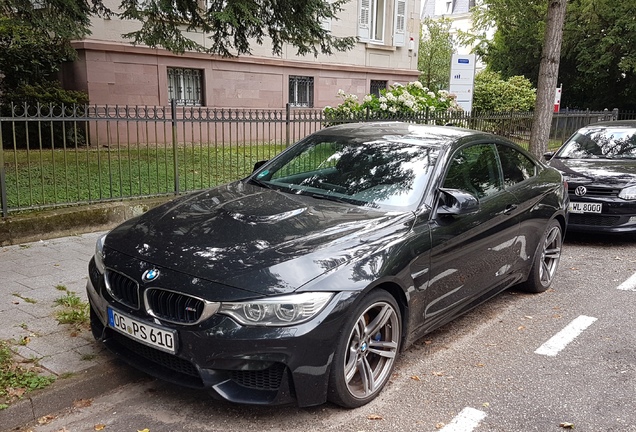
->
[
  {"left": 86, "top": 258, "right": 358, "bottom": 407},
  {"left": 567, "top": 195, "right": 636, "bottom": 233}
]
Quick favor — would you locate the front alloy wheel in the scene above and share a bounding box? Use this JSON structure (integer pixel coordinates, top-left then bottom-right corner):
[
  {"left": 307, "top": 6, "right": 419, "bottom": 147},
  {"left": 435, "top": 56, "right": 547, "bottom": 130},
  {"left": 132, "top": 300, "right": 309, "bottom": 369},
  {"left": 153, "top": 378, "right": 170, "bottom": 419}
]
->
[{"left": 328, "top": 290, "right": 401, "bottom": 408}]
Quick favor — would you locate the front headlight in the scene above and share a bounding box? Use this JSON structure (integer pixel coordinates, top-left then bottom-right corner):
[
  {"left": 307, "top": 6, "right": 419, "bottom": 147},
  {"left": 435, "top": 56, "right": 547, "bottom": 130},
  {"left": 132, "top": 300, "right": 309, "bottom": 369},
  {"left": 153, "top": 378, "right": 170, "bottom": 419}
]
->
[
  {"left": 94, "top": 234, "right": 107, "bottom": 273},
  {"left": 619, "top": 185, "right": 636, "bottom": 200},
  {"left": 218, "top": 292, "right": 334, "bottom": 326}
]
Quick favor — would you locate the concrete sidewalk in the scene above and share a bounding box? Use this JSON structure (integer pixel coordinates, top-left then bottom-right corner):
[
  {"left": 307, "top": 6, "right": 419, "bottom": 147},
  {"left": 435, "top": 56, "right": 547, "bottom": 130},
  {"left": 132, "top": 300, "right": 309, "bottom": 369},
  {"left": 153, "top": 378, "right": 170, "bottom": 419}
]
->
[{"left": 0, "top": 232, "right": 143, "bottom": 431}]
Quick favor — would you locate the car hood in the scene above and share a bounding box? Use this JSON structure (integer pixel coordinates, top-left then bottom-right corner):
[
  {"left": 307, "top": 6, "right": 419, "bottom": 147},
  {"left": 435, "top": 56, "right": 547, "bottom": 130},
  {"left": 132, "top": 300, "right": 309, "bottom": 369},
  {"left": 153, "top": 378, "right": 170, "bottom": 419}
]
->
[
  {"left": 549, "top": 158, "right": 636, "bottom": 187},
  {"left": 105, "top": 181, "right": 413, "bottom": 296}
]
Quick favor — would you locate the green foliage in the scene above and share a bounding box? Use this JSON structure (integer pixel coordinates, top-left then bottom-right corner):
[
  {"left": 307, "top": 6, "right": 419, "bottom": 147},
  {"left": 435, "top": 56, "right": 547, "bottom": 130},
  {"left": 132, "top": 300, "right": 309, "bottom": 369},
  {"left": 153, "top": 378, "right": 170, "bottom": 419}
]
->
[
  {"left": 1, "top": 85, "right": 89, "bottom": 150},
  {"left": 0, "top": 340, "right": 55, "bottom": 408},
  {"left": 119, "top": 0, "right": 356, "bottom": 57},
  {"left": 560, "top": 0, "right": 636, "bottom": 109},
  {"left": 471, "top": 0, "right": 636, "bottom": 110},
  {"left": 0, "top": 1, "right": 101, "bottom": 105},
  {"left": 3, "top": 83, "right": 88, "bottom": 107},
  {"left": 468, "top": 0, "right": 546, "bottom": 86},
  {"left": 418, "top": 18, "right": 455, "bottom": 92},
  {"left": 0, "top": 17, "right": 76, "bottom": 92},
  {"left": 324, "top": 82, "right": 462, "bottom": 121},
  {"left": 472, "top": 71, "right": 536, "bottom": 112},
  {"left": 54, "top": 291, "right": 89, "bottom": 327},
  {"left": 0, "top": 0, "right": 105, "bottom": 42}
]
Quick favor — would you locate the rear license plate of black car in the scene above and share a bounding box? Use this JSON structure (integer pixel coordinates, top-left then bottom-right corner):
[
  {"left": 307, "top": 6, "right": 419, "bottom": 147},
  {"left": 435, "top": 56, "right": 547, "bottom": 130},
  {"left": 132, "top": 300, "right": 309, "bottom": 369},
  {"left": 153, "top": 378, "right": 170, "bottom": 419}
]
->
[{"left": 107, "top": 307, "right": 177, "bottom": 354}]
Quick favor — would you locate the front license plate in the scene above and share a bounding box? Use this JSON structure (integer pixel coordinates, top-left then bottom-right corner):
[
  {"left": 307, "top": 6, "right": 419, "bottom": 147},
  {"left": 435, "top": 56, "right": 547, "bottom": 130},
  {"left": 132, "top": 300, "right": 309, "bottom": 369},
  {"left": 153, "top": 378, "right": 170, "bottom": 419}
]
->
[
  {"left": 107, "top": 307, "right": 177, "bottom": 354},
  {"left": 569, "top": 202, "right": 602, "bottom": 214}
]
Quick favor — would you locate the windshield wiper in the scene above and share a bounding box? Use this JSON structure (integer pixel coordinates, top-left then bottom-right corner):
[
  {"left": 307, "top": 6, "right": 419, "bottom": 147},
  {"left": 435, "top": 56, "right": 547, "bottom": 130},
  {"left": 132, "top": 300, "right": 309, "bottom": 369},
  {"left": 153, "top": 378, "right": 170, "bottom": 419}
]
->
[{"left": 298, "top": 190, "right": 366, "bottom": 205}]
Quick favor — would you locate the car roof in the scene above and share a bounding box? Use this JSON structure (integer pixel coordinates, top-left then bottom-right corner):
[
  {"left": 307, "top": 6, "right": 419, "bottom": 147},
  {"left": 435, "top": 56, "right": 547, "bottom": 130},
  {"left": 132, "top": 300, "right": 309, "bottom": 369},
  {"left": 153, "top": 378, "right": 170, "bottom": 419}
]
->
[{"left": 315, "top": 122, "right": 484, "bottom": 148}]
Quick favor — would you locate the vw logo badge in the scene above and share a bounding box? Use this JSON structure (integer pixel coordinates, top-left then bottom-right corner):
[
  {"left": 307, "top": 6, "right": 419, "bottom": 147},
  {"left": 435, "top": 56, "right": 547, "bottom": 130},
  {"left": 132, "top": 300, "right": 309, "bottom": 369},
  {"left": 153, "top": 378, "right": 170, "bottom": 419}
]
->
[
  {"left": 575, "top": 186, "right": 587, "bottom": 197},
  {"left": 142, "top": 268, "right": 160, "bottom": 282}
]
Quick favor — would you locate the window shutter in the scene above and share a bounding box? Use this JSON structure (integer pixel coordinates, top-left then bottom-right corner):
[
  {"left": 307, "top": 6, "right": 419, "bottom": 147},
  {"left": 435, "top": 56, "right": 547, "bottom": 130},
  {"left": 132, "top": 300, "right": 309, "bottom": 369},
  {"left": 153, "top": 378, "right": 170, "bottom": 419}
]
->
[
  {"left": 393, "top": 0, "right": 406, "bottom": 46},
  {"left": 320, "top": 0, "right": 332, "bottom": 31},
  {"left": 358, "top": 0, "right": 370, "bottom": 41}
]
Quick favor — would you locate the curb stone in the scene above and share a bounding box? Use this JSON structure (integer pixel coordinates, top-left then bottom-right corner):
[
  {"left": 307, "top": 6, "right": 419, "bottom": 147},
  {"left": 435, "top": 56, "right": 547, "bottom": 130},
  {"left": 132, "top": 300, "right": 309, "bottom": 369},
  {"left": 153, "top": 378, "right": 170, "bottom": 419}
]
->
[{"left": 0, "top": 359, "right": 149, "bottom": 432}]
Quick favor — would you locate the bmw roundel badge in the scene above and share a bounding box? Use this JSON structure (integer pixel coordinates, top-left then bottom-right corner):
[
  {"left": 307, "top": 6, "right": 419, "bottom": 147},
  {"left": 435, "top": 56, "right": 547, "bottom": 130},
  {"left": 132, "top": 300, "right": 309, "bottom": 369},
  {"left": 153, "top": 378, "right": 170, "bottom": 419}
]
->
[{"left": 142, "top": 268, "right": 160, "bottom": 282}]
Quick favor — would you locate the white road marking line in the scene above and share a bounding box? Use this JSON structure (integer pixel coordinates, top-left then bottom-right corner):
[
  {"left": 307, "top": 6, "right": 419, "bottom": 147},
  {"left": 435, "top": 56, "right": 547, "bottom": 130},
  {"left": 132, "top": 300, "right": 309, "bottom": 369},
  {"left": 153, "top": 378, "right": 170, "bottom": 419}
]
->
[
  {"left": 439, "top": 407, "right": 487, "bottom": 432},
  {"left": 535, "top": 315, "right": 597, "bottom": 357},
  {"left": 617, "top": 272, "right": 636, "bottom": 291}
]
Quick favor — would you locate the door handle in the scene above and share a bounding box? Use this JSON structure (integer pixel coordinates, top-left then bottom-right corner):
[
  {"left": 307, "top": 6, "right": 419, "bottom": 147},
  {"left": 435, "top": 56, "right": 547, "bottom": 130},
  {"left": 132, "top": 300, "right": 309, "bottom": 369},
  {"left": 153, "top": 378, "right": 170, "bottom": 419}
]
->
[{"left": 503, "top": 204, "right": 518, "bottom": 215}]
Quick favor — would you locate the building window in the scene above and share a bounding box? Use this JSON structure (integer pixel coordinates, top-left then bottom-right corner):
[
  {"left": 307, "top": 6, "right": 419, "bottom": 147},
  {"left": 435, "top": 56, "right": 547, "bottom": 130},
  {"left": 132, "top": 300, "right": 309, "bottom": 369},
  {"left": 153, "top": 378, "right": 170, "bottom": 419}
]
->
[
  {"left": 289, "top": 76, "right": 314, "bottom": 107},
  {"left": 358, "top": 0, "right": 406, "bottom": 46},
  {"left": 360, "top": 0, "right": 386, "bottom": 42},
  {"left": 167, "top": 68, "right": 203, "bottom": 106},
  {"left": 370, "top": 80, "right": 387, "bottom": 97}
]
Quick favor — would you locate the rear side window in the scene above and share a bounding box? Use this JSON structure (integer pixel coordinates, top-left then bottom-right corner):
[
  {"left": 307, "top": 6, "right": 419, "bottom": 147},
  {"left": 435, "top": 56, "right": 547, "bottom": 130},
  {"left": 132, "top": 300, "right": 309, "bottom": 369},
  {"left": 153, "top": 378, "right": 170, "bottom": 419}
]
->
[{"left": 497, "top": 145, "right": 536, "bottom": 187}]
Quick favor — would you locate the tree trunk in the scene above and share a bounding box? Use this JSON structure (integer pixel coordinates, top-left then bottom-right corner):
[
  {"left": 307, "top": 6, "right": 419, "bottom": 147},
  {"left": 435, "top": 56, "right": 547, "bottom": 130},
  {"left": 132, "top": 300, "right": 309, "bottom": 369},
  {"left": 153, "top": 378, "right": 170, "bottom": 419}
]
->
[{"left": 528, "top": 0, "right": 568, "bottom": 159}]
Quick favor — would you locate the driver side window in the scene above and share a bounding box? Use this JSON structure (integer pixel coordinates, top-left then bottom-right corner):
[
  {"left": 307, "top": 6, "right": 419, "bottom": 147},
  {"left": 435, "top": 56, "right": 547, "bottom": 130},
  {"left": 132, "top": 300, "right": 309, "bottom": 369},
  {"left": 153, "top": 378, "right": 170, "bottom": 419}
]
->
[{"left": 444, "top": 144, "right": 503, "bottom": 199}]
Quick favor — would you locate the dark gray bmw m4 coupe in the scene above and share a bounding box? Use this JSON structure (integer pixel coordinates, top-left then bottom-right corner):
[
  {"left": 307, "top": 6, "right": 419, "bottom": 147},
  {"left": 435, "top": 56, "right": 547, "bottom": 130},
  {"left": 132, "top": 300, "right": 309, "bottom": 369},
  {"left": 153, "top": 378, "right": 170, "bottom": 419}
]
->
[{"left": 87, "top": 122, "right": 568, "bottom": 408}]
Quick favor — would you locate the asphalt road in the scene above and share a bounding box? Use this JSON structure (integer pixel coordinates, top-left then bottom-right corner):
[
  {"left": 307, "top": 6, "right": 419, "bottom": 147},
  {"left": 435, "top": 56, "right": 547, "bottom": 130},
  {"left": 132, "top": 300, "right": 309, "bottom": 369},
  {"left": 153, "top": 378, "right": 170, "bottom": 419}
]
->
[{"left": 21, "top": 233, "right": 636, "bottom": 432}]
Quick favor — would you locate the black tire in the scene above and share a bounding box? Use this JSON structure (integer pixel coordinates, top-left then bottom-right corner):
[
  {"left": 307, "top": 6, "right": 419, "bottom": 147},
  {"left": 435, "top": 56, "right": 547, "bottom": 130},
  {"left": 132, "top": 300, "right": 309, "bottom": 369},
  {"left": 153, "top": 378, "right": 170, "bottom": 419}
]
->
[
  {"left": 520, "top": 219, "right": 563, "bottom": 293},
  {"left": 327, "top": 290, "right": 401, "bottom": 408}
]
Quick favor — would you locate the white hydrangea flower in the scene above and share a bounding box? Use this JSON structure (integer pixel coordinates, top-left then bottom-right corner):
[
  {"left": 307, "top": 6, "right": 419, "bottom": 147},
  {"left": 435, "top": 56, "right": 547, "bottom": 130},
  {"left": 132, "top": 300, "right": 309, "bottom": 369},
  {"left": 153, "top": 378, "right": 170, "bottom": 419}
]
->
[
  {"left": 427, "top": 91, "right": 436, "bottom": 98},
  {"left": 380, "top": 103, "right": 388, "bottom": 110},
  {"left": 386, "top": 93, "right": 397, "bottom": 102},
  {"left": 429, "top": 106, "right": 436, "bottom": 112},
  {"left": 379, "top": 96, "right": 387, "bottom": 103},
  {"left": 388, "top": 106, "right": 397, "bottom": 113},
  {"left": 363, "top": 95, "right": 373, "bottom": 103},
  {"left": 412, "top": 81, "right": 424, "bottom": 89},
  {"left": 337, "top": 89, "right": 346, "bottom": 97}
]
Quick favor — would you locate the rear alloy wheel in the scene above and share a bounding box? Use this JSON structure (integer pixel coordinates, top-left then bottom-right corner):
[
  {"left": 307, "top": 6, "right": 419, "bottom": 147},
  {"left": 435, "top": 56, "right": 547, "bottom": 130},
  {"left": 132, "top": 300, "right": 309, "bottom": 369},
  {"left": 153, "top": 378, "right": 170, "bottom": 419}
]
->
[
  {"left": 520, "top": 219, "right": 563, "bottom": 293},
  {"left": 328, "top": 290, "right": 401, "bottom": 408}
]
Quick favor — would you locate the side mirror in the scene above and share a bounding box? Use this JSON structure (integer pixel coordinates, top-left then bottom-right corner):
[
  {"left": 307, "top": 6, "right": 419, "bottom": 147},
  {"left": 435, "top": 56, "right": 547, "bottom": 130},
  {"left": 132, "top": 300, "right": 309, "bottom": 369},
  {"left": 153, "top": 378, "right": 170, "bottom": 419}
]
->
[
  {"left": 253, "top": 160, "right": 268, "bottom": 172},
  {"left": 437, "top": 188, "right": 479, "bottom": 216},
  {"left": 543, "top": 151, "right": 555, "bottom": 161}
]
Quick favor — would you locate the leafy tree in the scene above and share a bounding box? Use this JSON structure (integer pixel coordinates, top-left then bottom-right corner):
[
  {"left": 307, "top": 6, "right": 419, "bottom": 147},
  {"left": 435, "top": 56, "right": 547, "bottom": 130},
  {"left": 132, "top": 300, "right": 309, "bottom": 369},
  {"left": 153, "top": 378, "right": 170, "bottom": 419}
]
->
[
  {"left": 469, "top": 0, "right": 636, "bottom": 111},
  {"left": 418, "top": 17, "right": 455, "bottom": 92},
  {"left": 472, "top": 71, "right": 536, "bottom": 112},
  {"left": 0, "top": 17, "right": 76, "bottom": 93},
  {"left": 560, "top": 0, "right": 636, "bottom": 110},
  {"left": 119, "top": 0, "right": 356, "bottom": 57}
]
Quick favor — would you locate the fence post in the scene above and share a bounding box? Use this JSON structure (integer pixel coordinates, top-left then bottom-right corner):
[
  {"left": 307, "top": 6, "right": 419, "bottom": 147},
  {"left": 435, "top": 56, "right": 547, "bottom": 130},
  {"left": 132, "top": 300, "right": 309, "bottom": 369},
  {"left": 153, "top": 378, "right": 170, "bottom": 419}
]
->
[
  {"left": 0, "top": 120, "right": 7, "bottom": 217},
  {"left": 171, "top": 99, "right": 180, "bottom": 195},
  {"left": 285, "top": 103, "right": 291, "bottom": 147}
]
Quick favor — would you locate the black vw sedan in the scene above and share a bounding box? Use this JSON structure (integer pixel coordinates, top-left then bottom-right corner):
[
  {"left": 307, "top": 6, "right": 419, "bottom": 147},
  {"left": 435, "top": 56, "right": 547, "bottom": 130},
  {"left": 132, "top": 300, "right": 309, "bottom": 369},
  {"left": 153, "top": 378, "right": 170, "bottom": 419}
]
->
[
  {"left": 546, "top": 120, "right": 636, "bottom": 233},
  {"left": 87, "top": 122, "right": 568, "bottom": 408}
]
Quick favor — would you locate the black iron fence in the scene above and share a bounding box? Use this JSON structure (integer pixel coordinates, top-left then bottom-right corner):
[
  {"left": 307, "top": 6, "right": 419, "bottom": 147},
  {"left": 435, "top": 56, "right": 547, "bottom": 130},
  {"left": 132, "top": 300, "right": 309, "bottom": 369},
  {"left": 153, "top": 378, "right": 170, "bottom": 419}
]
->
[{"left": 0, "top": 103, "right": 618, "bottom": 217}]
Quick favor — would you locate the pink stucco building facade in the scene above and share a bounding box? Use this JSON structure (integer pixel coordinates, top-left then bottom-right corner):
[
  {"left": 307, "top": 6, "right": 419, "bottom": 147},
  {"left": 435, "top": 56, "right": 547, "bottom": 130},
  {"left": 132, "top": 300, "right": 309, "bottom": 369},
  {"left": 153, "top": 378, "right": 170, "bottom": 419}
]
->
[{"left": 64, "top": 0, "right": 422, "bottom": 109}]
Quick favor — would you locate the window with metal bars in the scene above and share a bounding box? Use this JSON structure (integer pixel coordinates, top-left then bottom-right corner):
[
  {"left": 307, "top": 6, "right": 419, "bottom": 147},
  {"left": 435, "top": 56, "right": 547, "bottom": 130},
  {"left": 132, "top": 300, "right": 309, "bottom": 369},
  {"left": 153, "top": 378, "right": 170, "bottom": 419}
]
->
[
  {"left": 289, "top": 76, "right": 314, "bottom": 107},
  {"left": 167, "top": 68, "right": 203, "bottom": 106},
  {"left": 370, "top": 80, "right": 387, "bottom": 97}
]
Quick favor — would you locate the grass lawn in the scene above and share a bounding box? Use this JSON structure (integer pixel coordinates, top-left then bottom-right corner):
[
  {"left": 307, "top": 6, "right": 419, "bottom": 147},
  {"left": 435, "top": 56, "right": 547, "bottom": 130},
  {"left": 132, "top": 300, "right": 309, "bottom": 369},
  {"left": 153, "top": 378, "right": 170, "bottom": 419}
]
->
[{"left": 1, "top": 142, "right": 287, "bottom": 211}]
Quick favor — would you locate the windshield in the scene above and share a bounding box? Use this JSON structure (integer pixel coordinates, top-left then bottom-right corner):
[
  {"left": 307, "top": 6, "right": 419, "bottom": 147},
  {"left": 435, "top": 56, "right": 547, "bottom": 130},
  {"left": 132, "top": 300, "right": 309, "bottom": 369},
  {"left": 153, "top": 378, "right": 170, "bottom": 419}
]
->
[
  {"left": 557, "top": 127, "right": 636, "bottom": 159},
  {"left": 250, "top": 134, "right": 439, "bottom": 211}
]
